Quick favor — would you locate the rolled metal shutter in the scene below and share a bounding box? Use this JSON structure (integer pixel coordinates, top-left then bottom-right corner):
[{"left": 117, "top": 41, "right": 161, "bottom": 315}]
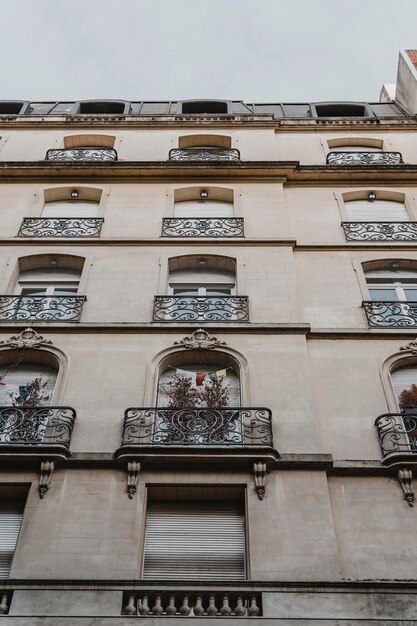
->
[
  {"left": 345, "top": 200, "right": 409, "bottom": 222},
  {"left": 0, "top": 501, "right": 24, "bottom": 578},
  {"left": 143, "top": 501, "right": 245, "bottom": 580}
]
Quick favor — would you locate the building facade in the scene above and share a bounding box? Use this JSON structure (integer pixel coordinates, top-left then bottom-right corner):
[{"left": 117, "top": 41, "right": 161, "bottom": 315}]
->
[{"left": 1, "top": 51, "right": 417, "bottom": 624}]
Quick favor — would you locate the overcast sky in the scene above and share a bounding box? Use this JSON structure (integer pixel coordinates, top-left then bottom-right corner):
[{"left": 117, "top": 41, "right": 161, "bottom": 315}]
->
[{"left": 1, "top": 0, "right": 416, "bottom": 103}]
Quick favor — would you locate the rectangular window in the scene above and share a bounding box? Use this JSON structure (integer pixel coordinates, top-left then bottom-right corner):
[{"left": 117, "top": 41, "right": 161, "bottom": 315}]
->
[
  {"left": 142, "top": 487, "right": 246, "bottom": 581},
  {"left": 0, "top": 487, "right": 27, "bottom": 579}
]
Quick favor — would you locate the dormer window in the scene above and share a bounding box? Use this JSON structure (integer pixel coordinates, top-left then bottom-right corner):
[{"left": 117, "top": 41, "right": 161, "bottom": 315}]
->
[
  {"left": 0, "top": 101, "right": 31, "bottom": 115},
  {"left": 180, "top": 100, "right": 229, "bottom": 114},
  {"left": 76, "top": 101, "right": 129, "bottom": 115},
  {"left": 312, "top": 102, "right": 372, "bottom": 117}
]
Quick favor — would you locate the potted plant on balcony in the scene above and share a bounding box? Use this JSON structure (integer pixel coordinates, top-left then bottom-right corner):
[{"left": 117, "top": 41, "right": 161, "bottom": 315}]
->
[{"left": 398, "top": 384, "right": 417, "bottom": 451}]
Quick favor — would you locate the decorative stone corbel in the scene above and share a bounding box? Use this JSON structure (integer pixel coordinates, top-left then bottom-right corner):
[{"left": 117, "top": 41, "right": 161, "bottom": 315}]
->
[
  {"left": 398, "top": 467, "right": 414, "bottom": 507},
  {"left": 39, "top": 461, "right": 54, "bottom": 499},
  {"left": 127, "top": 461, "right": 141, "bottom": 499},
  {"left": 399, "top": 338, "right": 417, "bottom": 355},
  {"left": 0, "top": 327, "right": 53, "bottom": 350},
  {"left": 253, "top": 461, "right": 267, "bottom": 500}
]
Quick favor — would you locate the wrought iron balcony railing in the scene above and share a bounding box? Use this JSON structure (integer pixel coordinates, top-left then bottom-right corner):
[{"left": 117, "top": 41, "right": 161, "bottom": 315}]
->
[
  {"left": 0, "top": 295, "right": 86, "bottom": 322},
  {"left": 0, "top": 406, "right": 76, "bottom": 453},
  {"left": 169, "top": 147, "right": 240, "bottom": 161},
  {"left": 363, "top": 301, "right": 417, "bottom": 328},
  {"left": 327, "top": 151, "right": 403, "bottom": 166},
  {"left": 375, "top": 412, "right": 417, "bottom": 464},
  {"left": 153, "top": 296, "right": 249, "bottom": 322},
  {"left": 123, "top": 591, "right": 262, "bottom": 617},
  {"left": 45, "top": 148, "right": 117, "bottom": 161},
  {"left": 17, "top": 217, "right": 104, "bottom": 238},
  {"left": 342, "top": 222, "right": 417, "bottom": 241},
  {"left": 161, "top": 217, "right": 244, "bottom": 238},
  {"left": 120, "top": 407, "right": 273, "bottom": 448}
]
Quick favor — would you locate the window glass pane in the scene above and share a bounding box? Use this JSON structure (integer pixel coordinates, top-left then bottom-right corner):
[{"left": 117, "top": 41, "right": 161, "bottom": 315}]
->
[
  {"left": 369, "top": 288, "right": 398, "bottom": 301},
  {"left": 206, "top": 288, "right": 232, "bottom": 296},
  {"left": 173, "top": 288, "right": 198, "bottom": 296},
  {"left": 404, "top": 289, "right": 417, "bottom": 301}
]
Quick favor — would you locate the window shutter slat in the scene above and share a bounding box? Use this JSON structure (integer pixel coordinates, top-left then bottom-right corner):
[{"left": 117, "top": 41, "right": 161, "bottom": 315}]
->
[
  {"left": 0, "top": 503, "right": 24, "bottom": 579},
  {"left": 143, "top": 502, "right": 245, "bottom": 580},
  {"left": 346, "top": 200, "right": 409, "bottom": 222}
]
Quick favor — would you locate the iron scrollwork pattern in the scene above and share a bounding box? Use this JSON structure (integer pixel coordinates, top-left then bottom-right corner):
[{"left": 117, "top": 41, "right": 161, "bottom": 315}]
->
[
  {"left": 363, "top": 301, "right": 417, "bottom": 328},
  {"left": 161, "top": 217, "right": 244, "bottom": 238},
  {"left": 0, "top": 406, "right": 76, "bottom": 449},
  {"left": 169, "top": 147, "right": 240, "bottom": 161},
  {"left": 375, "top": 412, "right": 417, "bottom": 462},
  {"left": 153, "top": 296, "right": 249, "bottom": 322},
  {"left": 121, "top": 407, "right": 273, "bottom": 447},
  {"left": 327, "top": 151, "right": 403, "bottom": 166},
  {"left": 342, "top": 222, "right": 417, "bottom": 242},
  {"left": 45, "top": 148, "right": 117, "bottom": 161},
  {"left": 18, "top": 217, "right": 104, "bottom": 238},
  {"left": 0, "top": 295, "right": 86, "bottom": 322}
]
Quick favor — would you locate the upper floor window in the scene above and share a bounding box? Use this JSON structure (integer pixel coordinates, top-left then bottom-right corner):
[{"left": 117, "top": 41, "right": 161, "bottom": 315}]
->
[
  {"left": 42, "top": 200, "right": 99, "bottom": 219},
  {"left": 311, "top": 102, "right": 372, "bottom": 117},
  {"left": 345, "top": 197, "right": 409, "bottom": 222},
  {"left": 75, "top": 100, "right": 130, "bottom": 115},
  {"left": 0, "top": 255, "right": 86, "bottom": 323},
  {"left": 153, "top": 255, "right": 249, "bottom": 322},
  {"left": 180, "top": 100, "right": 229, "bottom": 114},
  {"left": 169, "top": 134, "right": 239, "bottom": 162},
  {"left": 46, "top": 134, "right": 117, "bottom": 162},
  {"left": 0, "top": 361, "right": 57, "bottom": 407},
  {"left": 363, "top": 265, "right": 417, "bottom": 328},
  {"left": 327, "top": 137, "right": 402, "bottom": 166},
  {"left": 0, "top": 101, "right": 30, "bottom": 115}
]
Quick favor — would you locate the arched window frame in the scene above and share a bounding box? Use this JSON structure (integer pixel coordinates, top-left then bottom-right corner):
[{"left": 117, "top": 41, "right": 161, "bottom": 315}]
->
[
  {"left": 178, "top": 134, "right": 232, "bottom": 149},
  {"left": 165, "top": 186, "right": 237, "bottom": 218},
  {"left": 336, "top": 190, "right": 416, "bottom": 223},
  {"left": 143, "top": 343, "right": 251, "bottom": 406},
  {"left": 355, "top": 258, "right": 417, "bottom": 302},
  {"left": 0, "top": 342, "right": 69, "bottom": 406},
  {"left": 158, "top": 254, "right": 240, "bottom": 298}
]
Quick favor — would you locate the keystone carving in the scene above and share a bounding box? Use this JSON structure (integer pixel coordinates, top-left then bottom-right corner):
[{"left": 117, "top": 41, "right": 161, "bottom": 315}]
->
[
  {"left": 398, "top": 467, "right": 414, "bottom": 507},
  {"left": 399, "top": 338, "right": 417, "bottom": 355},
  {"left": 253, "top": 461, "right": 267, "bottom": 501},
  {"left": 0, "top": 328, "right": 53, "bottom": 350},
  {"left": 39, "top": 461, "right": 54, "bottom": 499},
  {"left": 174, "top": 329, "right": 226, "bottom": 350},
  {"left": 127, "top": 461, "right": 141, "bottom": 499}
]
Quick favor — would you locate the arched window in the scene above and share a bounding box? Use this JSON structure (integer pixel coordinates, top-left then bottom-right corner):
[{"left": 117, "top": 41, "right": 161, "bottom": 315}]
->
[
  {"left": 157, "top": 351, "right": 241, "bottom": 408},
  {"left": 0, "top": 255, "right": 86, "bottom": 323},
  {"left": 0, "top": 360, "right": 57, "bottom": 407},
  {"left": 363, "top": 262, "right": 417, "bottom": 327},
  {"left": 168, "top": 255, "right": 236, "bottom": 296}
]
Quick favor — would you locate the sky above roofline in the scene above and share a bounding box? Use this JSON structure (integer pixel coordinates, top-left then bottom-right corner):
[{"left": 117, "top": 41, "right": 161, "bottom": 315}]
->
[{"left": 1, "top": 0, "right": 415, "bottom": 102}]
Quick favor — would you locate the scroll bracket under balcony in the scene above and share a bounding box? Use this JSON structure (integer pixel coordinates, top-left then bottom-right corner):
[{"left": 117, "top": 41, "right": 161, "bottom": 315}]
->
[
  {"left": 253, "top": 461, "right": 267, "bottom": 500},
  {"left": 39, "top": 460, "right": 54, "bottom": 499},
  {"left": 127, "top": 461, "right": 141, "bottom": 499},
  {"left": 398, "top": 467, "right": 414, "bottom": 507}
]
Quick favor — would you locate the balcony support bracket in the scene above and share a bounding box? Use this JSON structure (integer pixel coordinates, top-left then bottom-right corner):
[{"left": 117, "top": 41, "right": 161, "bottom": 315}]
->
[
  {"left": 127, "top": 461, "right": 141, "bottom": 499},
  {"left": 39, "top": 460, "right": 54, "bottom": 499},
  {"left": 398, "top": 467, "right": 414, "bottom": 507},
  {"left": 253, "top": 461, "right": 267, "bottom": 500}
]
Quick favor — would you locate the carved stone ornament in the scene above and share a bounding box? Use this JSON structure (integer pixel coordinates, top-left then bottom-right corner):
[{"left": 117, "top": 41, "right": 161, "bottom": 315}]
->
[
  {"left": 174, "top": 329, "right": 226, "bottom": 350},
  {"left": 399, "top": 338, "right": 417, "bottom": 355},
  {"left": 127, "top": 461, "right": 141, "bottom": 499},
  {"left": 398, "top": 467, "right": 414, "bottom": 507},
  {"left": 253, "top": 461, "right": 267, "bottom": 501},
  {"left": 39, "top": 460, "right": 54, "bottom": 499},
  {"left": 0, "top": 328, "right": 53, "bottom": 350}
]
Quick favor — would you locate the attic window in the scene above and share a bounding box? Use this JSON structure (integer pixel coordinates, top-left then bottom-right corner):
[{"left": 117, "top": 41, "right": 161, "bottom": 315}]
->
[
  {"left": 78, "top": 101, "right": 127, "bottom": 114},
  {"left": 314, "top": 103, "right": 367, "bottom": 117},
  {"left": 0, "top": 101, "right": 29, "bottom": 115},
  {"left": 181, "top": 101, "right": 228, "bottom": 114}
]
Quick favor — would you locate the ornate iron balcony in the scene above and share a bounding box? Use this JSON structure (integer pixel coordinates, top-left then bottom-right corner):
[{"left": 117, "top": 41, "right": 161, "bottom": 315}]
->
[
  {"left": 0, "top": 295, "right": 86, "bottom": 322},
  {"left": 342, "top": 222, "right": 417, "bottom": 241},
  {"left": 363, "top": 301, "right": 417, "bottom": 328},
  {"left": 169, "top": 147, "right": 240, "bottom": 161},
  {"left": 375, "top": 412, "right": 417, "bottom": 464},
  {"left": 0, "top": 406, "right": 76, "bottom": 453},
  {"left": 153, "top": 296, "right": 249, "bottom": 322},
  {"left": 327, "top": 151, "right": 403, "bottom": 165},
  {"left": 45, "top": 148, "right": 117, "bottom": 161},
  {"left": 123, "top": 591, "right": 262, "bottom": 616},
  {"left": 161, "top": 217, "right": 244, "bottom": 237},
  {"left": 17, "top": 217, "right": 104, "bottom": 238},
  {"left": 120, "top": 407, "right": 273, "bottom": 448}
]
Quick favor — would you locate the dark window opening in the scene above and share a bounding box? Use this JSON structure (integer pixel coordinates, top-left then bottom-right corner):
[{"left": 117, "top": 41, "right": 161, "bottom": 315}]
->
[
  {"left": 314, "top": 103, "right": 367, "bottom": 117},
  {"left": 181, "top": 101, "right": 228, "bottom": 114},
  {"left": 0, "top": 101, "right": 29, "bottom": 115},
  {"left": 78, "top": 101, "right": 127, "bottom": 114}
]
